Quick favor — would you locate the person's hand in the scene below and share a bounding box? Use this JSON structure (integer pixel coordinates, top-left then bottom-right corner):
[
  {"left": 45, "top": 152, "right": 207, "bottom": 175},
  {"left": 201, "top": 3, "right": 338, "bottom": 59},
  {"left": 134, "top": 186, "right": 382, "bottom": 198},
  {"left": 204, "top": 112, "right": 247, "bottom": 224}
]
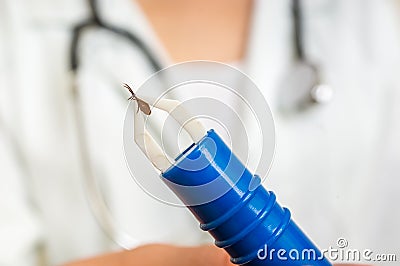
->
[
  {"left": 63, "top": 243, "right": 372, "bottom": 266},
  {"left": 63, "top": 244, "right": 233, "bottom": 266}
]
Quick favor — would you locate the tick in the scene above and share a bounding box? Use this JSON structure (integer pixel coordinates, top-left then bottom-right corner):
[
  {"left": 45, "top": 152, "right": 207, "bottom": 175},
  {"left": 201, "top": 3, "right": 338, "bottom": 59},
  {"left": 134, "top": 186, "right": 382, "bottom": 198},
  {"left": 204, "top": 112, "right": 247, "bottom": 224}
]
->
[{"left": 123, "top": 83, "right": 152, "bottom": 115}]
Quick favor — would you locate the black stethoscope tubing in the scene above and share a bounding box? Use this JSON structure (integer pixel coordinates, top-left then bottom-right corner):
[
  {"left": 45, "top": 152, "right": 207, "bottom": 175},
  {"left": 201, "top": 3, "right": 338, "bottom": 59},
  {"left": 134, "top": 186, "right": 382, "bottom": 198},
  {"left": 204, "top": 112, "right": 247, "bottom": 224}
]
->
[
  {"left": 69, "top": 0, "right": 163, "bottom": 74},
  {"left": 70, "top": 0, "right": 307, "bottom": 75}
]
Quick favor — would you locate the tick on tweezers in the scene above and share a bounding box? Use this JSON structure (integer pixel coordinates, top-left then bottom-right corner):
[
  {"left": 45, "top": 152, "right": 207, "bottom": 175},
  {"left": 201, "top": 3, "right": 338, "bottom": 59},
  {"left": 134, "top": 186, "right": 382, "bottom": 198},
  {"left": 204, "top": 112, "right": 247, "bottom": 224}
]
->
[{"left": 123, "top": 83, "right": 152, "bottom": 115}]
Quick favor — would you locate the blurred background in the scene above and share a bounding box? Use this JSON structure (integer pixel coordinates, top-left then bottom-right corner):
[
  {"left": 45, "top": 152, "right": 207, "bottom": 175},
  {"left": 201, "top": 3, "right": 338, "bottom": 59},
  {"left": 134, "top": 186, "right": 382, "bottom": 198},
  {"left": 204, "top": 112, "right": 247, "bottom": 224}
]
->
[{"left": 1, "top": 0, "right": 400, "bottom": 265}]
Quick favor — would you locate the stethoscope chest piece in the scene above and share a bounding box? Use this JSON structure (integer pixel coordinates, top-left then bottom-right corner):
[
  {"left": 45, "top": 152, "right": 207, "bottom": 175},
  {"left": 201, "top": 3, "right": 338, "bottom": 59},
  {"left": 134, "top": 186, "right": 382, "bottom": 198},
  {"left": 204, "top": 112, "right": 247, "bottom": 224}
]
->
[
  {"left": 283, "top": 0, "right": 334, "bottom": 114},
  {"left": 278, "top": 61, "right": 333, "bottom": 114},
  {"left": 310, "top": 82, "right": 334, "bottom": 104}
]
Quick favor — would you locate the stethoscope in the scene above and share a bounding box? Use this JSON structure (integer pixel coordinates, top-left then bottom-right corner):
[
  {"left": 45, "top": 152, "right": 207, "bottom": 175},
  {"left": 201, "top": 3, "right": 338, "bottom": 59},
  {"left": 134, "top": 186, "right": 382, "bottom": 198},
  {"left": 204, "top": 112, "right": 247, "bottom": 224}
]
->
[
  {"left": 69, "top": 0, "right": 164, "bottom": 248},
  {"left": 70, "top": 0, "right": 162, "bottom": 73},
  {"left": 69, "top": 0, "right": 334, "bottom": 115},
  {"left": 279, "top": 0, "right": 334, "bottom": 113},
  {"left": 68, "top": 0, "right": 333, "bottom": 248}
]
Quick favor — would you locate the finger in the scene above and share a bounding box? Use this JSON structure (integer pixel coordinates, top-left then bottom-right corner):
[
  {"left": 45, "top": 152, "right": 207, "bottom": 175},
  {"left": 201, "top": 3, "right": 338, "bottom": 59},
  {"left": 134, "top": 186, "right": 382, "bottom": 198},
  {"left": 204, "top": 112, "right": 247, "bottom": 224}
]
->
[
  {"left": 62, "top": 244, "right": 234, "bottom": 266},
  {"left": 178, "top": 244, "right": 233, "bottom": 266}
]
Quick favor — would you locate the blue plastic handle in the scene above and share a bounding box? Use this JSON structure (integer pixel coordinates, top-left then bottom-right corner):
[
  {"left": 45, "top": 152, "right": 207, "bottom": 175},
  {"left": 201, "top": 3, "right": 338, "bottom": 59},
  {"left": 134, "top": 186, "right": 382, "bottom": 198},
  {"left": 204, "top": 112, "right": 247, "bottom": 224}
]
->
[{"left": 162, "top": 129, "right": 331, "bottom": 265}]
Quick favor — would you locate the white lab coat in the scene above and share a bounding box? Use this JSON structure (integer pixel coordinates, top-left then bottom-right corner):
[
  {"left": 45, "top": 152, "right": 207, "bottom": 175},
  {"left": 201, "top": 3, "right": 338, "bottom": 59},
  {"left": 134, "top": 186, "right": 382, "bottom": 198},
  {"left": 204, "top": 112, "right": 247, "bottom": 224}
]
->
[{"left": 1, "top": 0, "right": 400, "bottom": 265}]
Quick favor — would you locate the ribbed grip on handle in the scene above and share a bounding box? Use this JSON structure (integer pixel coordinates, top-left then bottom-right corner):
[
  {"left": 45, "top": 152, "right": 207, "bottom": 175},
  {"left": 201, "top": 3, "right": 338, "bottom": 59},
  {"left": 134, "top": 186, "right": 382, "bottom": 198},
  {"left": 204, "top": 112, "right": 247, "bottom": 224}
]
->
[{"left": 162, "top": 129, "right": 331, "bottom": 265}]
